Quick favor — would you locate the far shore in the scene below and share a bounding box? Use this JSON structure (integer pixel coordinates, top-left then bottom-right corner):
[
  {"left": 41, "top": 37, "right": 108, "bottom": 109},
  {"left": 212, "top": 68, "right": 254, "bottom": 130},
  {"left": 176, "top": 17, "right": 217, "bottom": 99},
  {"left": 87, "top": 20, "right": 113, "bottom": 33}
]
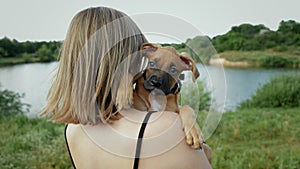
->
[
  {"left": 1, "top": 52, "right": 300, "bottom": 69},
  {"left": 209, "top": 58, "right": 251, "bottom": 68},
  {"left": 0, "top": 57, "right": 52, "bottom": 67},
  {"left": 208, "top": 50, "right": 300, "bottom": 68},
  {"left": 209, "top": 57, "right": 300, "bottom": 68}
]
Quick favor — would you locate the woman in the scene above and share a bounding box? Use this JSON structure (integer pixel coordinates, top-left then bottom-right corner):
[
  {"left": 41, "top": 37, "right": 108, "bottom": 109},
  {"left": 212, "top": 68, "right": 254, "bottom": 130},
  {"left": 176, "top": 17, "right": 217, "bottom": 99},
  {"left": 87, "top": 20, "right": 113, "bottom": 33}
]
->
[{"left": 41, "top": 7, "right": 212, "bottom": 169}]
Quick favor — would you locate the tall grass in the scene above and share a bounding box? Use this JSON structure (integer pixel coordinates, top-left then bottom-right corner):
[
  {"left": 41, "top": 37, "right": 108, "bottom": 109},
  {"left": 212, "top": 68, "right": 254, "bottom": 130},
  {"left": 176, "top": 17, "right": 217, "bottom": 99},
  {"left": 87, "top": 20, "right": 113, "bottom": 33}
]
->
[
  {"left": 0, "top": 87, "right": 72, "bottom": 169},
  {"left": 259, "top": 55, "right": 293, "bottom": 68},
  {"left": 207, "top": 108, "right": 300, "bottom": 169},
  {"left": 0, "top": 115, "right": 72, "bottom": 169}
]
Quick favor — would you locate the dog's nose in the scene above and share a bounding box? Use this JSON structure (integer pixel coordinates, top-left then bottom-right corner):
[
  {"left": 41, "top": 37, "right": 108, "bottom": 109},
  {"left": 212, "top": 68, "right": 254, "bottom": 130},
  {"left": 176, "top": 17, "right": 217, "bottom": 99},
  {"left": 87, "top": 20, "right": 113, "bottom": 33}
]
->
[{"left": 149, "top": 76, "right": 162, "bottom": 87}]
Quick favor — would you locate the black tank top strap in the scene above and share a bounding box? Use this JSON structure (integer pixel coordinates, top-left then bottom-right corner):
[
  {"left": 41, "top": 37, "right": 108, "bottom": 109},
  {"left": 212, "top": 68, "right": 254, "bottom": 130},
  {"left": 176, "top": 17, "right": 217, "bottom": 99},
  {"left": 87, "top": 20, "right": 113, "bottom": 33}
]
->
[
  {"left": 64, "top": 112, "right": 156, "bottom": 169},
  {"left": 64, "top": 124, "right": 77, "bottom": 169},
  {"left": 133, "top": 111, "right": 157, "bottom": 169}
]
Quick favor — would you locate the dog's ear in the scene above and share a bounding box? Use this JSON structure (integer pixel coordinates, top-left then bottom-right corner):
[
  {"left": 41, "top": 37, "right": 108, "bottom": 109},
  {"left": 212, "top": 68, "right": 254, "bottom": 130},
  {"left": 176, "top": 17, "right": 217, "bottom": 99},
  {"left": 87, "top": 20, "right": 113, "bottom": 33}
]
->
[
  {"left": 141, "top": 43, "right": 160, "bottom": 57},
  {"left": 179, "top": 52, "right": 200, "bottom": 82}
]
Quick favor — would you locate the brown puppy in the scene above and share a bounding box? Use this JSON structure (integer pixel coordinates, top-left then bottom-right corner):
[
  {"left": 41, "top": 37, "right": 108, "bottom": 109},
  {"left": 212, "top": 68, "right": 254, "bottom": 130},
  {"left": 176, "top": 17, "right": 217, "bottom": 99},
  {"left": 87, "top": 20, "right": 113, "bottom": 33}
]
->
[
  {"left": 115, "top": 43, "right": 212, "bottom": 162},
  {"left": 131, "top": 43, "right": 212, "bottom": 162}
]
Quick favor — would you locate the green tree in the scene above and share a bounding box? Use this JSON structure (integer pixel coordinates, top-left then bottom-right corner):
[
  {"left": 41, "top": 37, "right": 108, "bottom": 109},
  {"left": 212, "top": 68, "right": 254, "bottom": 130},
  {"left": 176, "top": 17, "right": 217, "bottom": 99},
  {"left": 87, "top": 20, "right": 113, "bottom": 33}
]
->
[
  {"left": 0, "top": 37, "right": 16, "bottom": 57},
  {"left": 21, "top": 41, "right": 37, "bottom": 54},
  {"left": 212, "top": 20, "right": 300, "bottom": 52},
  {"left": 230, "top": 23, "right": 269, "bottom": 38},
  {"left": 0, "top": 47, "right": 8, "bottom": 57},
  {"left": 185, "top": 36, "right": 216, "bottom": 63},
  {"left": 278, "top": 20, "right": 300, "bottom": 34},
  {"left": 35, "top": 44, "right": 54, "bottom": 62}
]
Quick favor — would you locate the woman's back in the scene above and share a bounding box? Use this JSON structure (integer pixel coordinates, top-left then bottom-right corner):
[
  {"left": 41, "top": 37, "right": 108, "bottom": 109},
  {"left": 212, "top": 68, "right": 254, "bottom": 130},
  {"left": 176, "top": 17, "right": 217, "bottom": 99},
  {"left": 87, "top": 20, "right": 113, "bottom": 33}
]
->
[{"left": 66, "top": 109, "right": 211, "bottom": 169}]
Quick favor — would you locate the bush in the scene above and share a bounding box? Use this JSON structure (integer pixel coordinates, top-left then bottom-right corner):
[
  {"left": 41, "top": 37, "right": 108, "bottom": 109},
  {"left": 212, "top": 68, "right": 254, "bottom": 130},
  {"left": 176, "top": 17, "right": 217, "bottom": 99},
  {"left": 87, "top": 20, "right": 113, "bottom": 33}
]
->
[
  {"left": 274, "top": 45, "right": 288, "bottom": 52},
  {"left": 197, "top": 80, "right": 212, "bottom": 112},
  {"left": 0, "top": 87, "right": 30, "bottom": 116},
  {"left": 239, "top": 74, "right": 300, "bottom": 108},
  {"left": 21, "top": 52, "right": 33, "bottom": 63},
  {"left": 180, "top": 79, "right": 211, "bottom": 112}
]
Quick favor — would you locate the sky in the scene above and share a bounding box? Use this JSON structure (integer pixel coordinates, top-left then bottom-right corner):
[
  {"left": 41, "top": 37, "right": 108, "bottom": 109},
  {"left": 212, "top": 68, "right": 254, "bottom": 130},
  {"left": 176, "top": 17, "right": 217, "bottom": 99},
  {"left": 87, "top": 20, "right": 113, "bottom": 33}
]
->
[{"left": 0, "top": 0, "right": 299, "bottom": 43}]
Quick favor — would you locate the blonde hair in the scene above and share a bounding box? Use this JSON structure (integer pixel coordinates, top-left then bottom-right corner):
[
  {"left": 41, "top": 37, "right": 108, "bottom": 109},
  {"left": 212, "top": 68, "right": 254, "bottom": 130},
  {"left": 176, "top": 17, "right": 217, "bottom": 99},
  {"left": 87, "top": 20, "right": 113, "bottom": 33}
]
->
[{"left": 41, "top": 7, "right": 147, "bottom": 124}]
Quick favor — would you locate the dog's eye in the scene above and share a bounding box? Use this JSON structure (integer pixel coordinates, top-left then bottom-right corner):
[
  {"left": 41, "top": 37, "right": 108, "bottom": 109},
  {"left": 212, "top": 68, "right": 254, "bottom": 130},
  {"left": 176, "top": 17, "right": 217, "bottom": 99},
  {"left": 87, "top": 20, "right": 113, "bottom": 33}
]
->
[
  {"left": 148, "top": 61, "right": 155, "bottom": 68},
  {"left": 169, "top": 66, "right": 178, "bottom": 74}
]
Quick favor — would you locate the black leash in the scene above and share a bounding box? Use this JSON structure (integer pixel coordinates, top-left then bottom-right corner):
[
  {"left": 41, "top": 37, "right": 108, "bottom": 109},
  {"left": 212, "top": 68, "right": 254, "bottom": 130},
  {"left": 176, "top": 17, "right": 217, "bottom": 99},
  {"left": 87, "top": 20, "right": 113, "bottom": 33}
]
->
[{"left": 133, "top": 111, "right": 156, "bottom": 169}]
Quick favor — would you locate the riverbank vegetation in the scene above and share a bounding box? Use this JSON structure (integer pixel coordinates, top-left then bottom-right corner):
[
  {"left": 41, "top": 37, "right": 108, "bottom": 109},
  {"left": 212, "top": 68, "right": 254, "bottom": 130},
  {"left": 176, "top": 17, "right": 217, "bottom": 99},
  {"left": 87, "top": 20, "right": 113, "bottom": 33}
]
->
[
  {"left": 0, "top": 87, "right": 72, "bottom": 168},
  {"left": 240, "top": 74, "right": 300, "bottom": 108},
  {"left": 212, "top": 20, "right": 300, "bottom": 52},
  {"left": 0, "top": 37, "right": 60, "bottom": 66},
  {"left": 1, "top": 20, "right": 300, "bottom": 68},
  {"left": 165, "top": 20, "right": 300, "bottom": 68},
  {"left": 1, "top": 74, "right": 299, "bottom": 168},
  {"left": 216, "top": 50, "right": 300, "bottom": 68},
  {"left": 207, "top": 74, "right": 300, "bottom": 168},
  {"left": 0, "top": 114, "right": 71, "bottom": 169}
]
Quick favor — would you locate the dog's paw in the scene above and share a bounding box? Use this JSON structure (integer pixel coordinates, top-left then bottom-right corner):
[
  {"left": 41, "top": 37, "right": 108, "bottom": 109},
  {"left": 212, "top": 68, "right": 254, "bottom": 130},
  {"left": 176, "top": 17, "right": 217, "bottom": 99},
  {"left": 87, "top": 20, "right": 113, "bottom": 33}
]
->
[
  {"left": 182, "top": 120, "right": 212, "bottom": 162},
  {"left": 179, "top": 105, "right": 204, "bottom": 149},
  {"left": 183, "top": 122, "right": 204, "bottom": 149}
]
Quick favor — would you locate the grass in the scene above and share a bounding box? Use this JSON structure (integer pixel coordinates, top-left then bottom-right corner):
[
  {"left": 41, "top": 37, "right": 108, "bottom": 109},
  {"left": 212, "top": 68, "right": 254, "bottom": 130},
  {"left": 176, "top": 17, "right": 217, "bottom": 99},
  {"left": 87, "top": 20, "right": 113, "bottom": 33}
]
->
[
  {"left": 206, "top": 108, "right": 300, "bottom": 169},
  {"left": 0, "top": 108, "right": 299, "bottom": 168},
  {"left": 0, "top": 115, "right": 72, "bottom": 169},
  {"left": 217, "top": 50, "right": 300, "bottom": 68}
]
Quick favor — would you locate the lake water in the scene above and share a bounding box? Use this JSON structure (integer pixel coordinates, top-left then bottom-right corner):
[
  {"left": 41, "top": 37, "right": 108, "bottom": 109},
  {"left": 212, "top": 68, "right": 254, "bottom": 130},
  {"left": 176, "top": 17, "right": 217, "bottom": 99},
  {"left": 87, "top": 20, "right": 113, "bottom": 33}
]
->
[{"left": 0, "top": 62, "right": 299, "bottom": 117}]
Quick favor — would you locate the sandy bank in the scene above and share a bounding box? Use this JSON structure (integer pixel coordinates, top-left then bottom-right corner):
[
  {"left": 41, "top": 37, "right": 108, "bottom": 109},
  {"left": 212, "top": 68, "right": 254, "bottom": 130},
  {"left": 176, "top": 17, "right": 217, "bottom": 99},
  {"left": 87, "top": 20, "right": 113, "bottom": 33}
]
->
[{"left": 209, "top": 58, "right": 250, "bottom": 68}]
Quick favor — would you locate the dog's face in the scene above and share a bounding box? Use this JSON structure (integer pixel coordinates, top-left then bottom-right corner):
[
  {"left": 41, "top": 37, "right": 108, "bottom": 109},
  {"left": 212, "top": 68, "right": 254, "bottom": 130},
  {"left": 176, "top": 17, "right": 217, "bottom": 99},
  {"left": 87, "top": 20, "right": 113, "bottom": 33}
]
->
[{"left": 141, "top": 43, "right": 199, "bottom": 95}]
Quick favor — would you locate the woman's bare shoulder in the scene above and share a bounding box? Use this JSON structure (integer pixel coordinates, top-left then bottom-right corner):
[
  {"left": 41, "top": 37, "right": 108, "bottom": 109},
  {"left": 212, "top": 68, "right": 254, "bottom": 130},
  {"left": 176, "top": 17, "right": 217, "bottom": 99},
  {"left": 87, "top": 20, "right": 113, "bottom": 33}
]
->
[
  {"left": 66, "top": 110, "right": 184, "bottom": 158},
  {"left": 65, "top": 110, "right": 212, "bottom": 169}
]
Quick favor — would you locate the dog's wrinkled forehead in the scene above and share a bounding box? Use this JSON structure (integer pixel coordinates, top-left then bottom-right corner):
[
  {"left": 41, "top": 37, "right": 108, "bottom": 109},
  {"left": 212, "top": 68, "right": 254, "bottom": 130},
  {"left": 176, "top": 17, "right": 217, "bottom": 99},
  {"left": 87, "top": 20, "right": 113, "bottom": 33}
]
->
[
  {"left": 142, "top": 43, "right": 200, "bottom": 81},
  {"left": 147, "top": 46, "right": 188, "bottom": 70}
]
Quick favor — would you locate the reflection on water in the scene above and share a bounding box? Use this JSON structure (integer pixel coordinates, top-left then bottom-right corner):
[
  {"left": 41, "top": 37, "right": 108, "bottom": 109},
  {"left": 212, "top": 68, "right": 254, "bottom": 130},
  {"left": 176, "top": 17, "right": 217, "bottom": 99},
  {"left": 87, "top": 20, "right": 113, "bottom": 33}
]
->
[{"left": 0, "top": 62, "right": 299, "bottom": 116}]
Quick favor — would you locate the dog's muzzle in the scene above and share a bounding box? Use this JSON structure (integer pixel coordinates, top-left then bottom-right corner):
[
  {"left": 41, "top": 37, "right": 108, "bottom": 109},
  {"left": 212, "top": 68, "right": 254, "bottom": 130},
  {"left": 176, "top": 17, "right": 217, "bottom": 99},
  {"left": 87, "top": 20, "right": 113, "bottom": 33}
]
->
[{"left": 143, "top": 70, "right": 181, "bottom": 95}]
